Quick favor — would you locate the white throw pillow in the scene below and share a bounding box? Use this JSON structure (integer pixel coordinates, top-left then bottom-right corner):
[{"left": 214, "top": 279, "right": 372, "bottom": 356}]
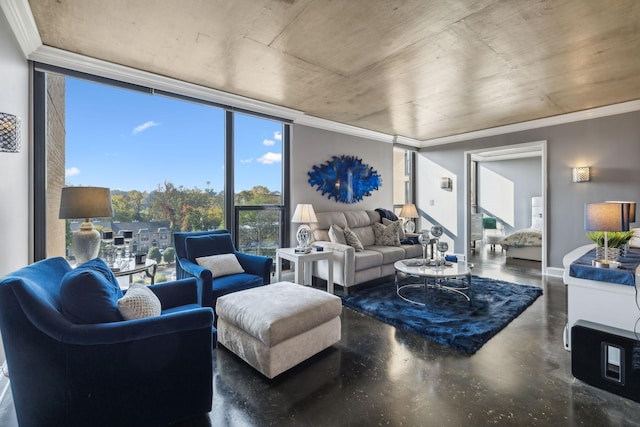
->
[
  {"left": 117, "top": 284, "right": 162, "bottom": 320},
  {"left": 343, "top": 227, "right": 364, "bottom": 252},
  {"left": 382, "top": 217, "right": 406, "bottom": 240},
  {"left": 329, "top": 224, "right": 347, "bottom": 245},
  {"left": 196, "top": 253, "right": 245, "bottom": 278}
]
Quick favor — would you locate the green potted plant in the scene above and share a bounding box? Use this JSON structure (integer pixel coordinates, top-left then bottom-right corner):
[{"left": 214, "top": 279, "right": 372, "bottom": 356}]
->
[{"left": 586, "top": 230, "right": 634, "bottom": 259}]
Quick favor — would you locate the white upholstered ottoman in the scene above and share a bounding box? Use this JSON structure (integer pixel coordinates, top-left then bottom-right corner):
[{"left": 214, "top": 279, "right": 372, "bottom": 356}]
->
[{"left": 215, "top": 281, "right": 342, "bottom": 379}]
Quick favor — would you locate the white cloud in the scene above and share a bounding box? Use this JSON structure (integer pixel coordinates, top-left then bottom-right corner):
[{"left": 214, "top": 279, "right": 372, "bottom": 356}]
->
[
  {"left": 257, "top": 152, "right": 282, "bottom": 164},
  {"left": 132, "top": 121, "right": 159, "bottom": 135},
  {"left": 263, "top": 138, "right": 275, "bottom": 146},
  {"left": 240, "top": 158, "right": 253, "bottom": 164},
  {"left": 65, "top": 167, "right": 80, "bottom": 177},
  {"left": 274, "top": 131, "right": 282, "bottom": 141}
]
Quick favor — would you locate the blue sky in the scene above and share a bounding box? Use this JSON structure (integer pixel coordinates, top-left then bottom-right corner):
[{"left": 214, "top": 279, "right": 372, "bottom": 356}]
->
[{"left": 65, "top": 77, "right": 283, "bottom": 193}]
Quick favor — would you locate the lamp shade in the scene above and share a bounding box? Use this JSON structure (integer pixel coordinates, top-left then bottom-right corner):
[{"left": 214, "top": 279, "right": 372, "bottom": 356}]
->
[
  {"left": 399, "top": 203, "right": 418, "bottom": 219},
  {"left": 59, "top": 186, "right": 113, "bottom": 219},
  {"left": 291, "top": 204, "right": 317, "bottom": 223},
  {"left": 584, "top": 202, "right": 630, "bottom": 232},
  {"left": 606, "top": 201, "right": 636, "bottom": 224}
]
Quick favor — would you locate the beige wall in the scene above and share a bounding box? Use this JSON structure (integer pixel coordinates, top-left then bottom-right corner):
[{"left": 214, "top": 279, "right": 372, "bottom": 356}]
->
[{"left": 0, "top": 9, "right": 30, "bottom": 275}]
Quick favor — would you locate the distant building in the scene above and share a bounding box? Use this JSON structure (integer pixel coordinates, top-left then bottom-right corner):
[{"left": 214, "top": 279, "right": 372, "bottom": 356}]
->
[{"left": 69, "top": 220, "right": 171, "bottom": 254}]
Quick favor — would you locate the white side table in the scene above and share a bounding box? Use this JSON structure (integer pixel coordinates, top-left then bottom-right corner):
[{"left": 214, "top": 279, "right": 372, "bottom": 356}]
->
[{"left": 275, "top": 248, "right": 334, "bottom": 294}]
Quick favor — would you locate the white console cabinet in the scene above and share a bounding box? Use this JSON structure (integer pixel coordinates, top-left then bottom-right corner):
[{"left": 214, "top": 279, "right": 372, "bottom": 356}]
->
[{"left": 563, "top": 244, "right": 640, "bottom": 350}]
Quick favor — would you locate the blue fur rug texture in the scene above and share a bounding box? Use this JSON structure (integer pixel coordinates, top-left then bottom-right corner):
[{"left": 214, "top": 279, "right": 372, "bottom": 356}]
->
[{"left": 341, "top": 276, "right": 543, "bottom": 354}]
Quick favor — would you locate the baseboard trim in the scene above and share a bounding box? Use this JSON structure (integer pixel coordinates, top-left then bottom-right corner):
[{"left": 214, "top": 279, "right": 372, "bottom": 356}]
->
[{"left": 545, "top": 267, "right": 564, "bottom": 278}]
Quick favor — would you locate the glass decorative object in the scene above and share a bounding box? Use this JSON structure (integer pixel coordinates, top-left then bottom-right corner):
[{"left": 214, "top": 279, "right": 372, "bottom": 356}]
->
[{"left": 418, "top": 230, "right": 429, "bottom": 264}]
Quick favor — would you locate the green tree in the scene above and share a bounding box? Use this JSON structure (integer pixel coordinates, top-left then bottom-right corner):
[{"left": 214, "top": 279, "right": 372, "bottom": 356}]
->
[
  {"left": 162, "top": 247, "right": 176, "bottom": 264},
  {"left": 111, "top": 194, "right": 135, "bottom": 222},
  {"left": 128, "top": 190, "right": 146, "bottom": 221},
  {"left": 148, "top": 246, "right": 162, "bottom": 263}
]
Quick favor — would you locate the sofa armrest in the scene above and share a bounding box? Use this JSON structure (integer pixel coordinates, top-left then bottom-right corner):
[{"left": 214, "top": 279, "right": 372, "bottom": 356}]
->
[
  {"left": 148, "top": 278, "right": 198, "bottom": 309},
  {"left": 312, "top": 241, "right": 351, "bottom": 252},
  {"left": 176, "top": 258, "right": 213, "bottom": 307},
  {"left": 58, "top": 307, "right": 214, "bottom": 345},
  {"left": 235, "top": 252, "right": 273, "bottom": 284},
  {"left": 311, "top": 241, "right": 356, "bottom": 287}
]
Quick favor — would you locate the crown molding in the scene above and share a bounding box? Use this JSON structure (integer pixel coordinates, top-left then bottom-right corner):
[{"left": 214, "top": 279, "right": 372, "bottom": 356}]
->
[
  {"left": 30, "top": 45, "right": 306, "bottom": 121},
  {"left": 0, "top": 0, "right": 41, "bottom": 57},
  {"left": 294, "top": 114, "right": 394, "bottom": 143},
  {"left": 6, "top": 0, "right": 638, "bottom": 148},
  {"left": 421, "top": 100, "right": 640, "bottom": 147}
]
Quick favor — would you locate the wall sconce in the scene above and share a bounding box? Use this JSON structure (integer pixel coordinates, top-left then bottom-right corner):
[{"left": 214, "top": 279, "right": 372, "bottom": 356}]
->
[
  {"left": 440, "top": 177, "right": 452, "bottom": 191},
  {"left": 572, "top": 167, "right": 590, "bottom": 183},
  {"left": 0, "top": 112, "right": 21, "bottom": 153}
]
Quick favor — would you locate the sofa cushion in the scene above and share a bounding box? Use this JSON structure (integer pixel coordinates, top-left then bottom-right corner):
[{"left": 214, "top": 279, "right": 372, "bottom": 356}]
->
[
  {"left": 60, "top": 259, "right": 124, "bottom": 324},
  {"left": 117, "top": 284, "right": 162, "bottom": 320},
  {"left": 382, "top": 217, "right": 406, "bottom": 240},
  {"left": 313, "top": 212, "right": 348, "bottom": 242},
  {"left": 196, "top": 253, "right": 245, "bottom": 278},
  {"left": 185, "top": 234, "right": 235, "bottom": 261},
  {"left": 329, "top": 224, "right": 347, "bottom": 245},
  {"left": 373, "top": 222, "right": 401, "bottom": 246},
  {"left": 369, "top": 245, "right": 406, "bottom": 264},
  {"left": 343, "top": 227, "right": 364, "bottom": 251},
  {"left": 344, "top": 210, "right": 372, "bottom": 228},
  {"left": 354, "top": 250, "right": 384, "bottom": 270}
]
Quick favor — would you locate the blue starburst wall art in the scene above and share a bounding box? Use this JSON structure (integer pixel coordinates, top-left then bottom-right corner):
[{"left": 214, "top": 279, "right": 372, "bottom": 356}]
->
[{"left": 308, "top": 155, "right": 382, "bottom": 204}]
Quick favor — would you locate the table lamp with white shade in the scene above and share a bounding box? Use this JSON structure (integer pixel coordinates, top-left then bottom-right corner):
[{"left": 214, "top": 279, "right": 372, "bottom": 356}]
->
[
  {"left": 59, "top": 186, "right": 113, "bottom": 264},
  {"left": 399, "top": 203, "right": 419, "bottom": 233},
  {"left": 584, "top": 202, "right": 630, "bottom": 268},
  {"left": 291, "top": 204, "right": 317, "bottom": 253}
]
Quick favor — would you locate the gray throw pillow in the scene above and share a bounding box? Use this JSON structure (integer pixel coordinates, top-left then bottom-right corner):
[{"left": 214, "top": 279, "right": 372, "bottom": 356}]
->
[
  {"left": 382, "top": 217, "right": 406, "bottom": 240},
  {"left": 373, "top": 222, "right": 401, "bottom": 246},
  {"left": 344, "top": 227, "right": 364, "bottom": 252}
]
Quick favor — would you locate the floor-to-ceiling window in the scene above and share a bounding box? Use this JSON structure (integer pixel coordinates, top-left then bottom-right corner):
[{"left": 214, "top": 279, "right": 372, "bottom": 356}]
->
[
  {"left": 233, "top": 112, "right": 285, "bottom": 259},
  {"left": 35, "top": 66, "right": 289, "bottom": 281}
]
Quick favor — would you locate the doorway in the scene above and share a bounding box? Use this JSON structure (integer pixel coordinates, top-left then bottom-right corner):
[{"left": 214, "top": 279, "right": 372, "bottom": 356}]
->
[{"left": 464, "top": 141, "right": 547, "bottom": 274}]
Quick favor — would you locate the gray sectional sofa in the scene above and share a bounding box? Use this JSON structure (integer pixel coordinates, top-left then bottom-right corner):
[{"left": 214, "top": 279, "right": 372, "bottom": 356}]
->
[{"left": 310, "top": 210, "right": 422, "bottom": 294}]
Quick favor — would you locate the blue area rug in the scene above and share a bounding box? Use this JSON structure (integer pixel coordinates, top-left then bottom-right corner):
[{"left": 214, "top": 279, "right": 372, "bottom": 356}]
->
[{"left": 342, "top": 276, "right": 543, "bottom": 354}]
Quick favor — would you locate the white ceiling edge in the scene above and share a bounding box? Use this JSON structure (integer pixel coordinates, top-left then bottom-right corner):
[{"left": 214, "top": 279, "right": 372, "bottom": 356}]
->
[
  {"left": 421, "top": 100, "right": 640, "bottom": 148},
  {"left": 0, "top": 0, "right": 41, "bottom": 57}
]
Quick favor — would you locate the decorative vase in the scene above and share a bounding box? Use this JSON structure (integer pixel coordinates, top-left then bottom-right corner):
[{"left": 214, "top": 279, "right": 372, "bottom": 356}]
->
[{"left": 596, "top": 246, "right": 623, "bottom": 261}]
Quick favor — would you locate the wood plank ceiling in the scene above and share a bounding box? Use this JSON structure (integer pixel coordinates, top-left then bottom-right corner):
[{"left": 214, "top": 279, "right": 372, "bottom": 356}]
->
[{"left": 28, "top": 0, "right": 640, "bottom": 142}]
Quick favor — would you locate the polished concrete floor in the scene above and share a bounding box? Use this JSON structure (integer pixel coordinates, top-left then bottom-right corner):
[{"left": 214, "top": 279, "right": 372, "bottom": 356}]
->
[{"left": 1, "top": 249, "right": 639, "bottom": 426}]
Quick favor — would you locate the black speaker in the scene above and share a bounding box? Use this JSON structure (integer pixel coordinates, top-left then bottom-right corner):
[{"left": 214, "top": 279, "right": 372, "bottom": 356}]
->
[{"left": 571, "top": 320, "right": 640, "bottom": 403}]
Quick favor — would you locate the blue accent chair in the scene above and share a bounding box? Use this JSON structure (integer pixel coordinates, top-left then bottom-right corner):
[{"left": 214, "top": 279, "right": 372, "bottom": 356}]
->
[
  {"left": 0, "top": 257, "right": 214, "bottom": 427},
  {"left": 174, "top": 230, "right": 273, "bottom": 309}
]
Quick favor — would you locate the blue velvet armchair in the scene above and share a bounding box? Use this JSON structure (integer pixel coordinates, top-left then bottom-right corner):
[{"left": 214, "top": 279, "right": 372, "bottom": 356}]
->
[
  {"left": 0, "top": 257, "right": 214, "bottom": 427},
  {"left": 174, "top": 230, "right": 273, "bottom": 308}
]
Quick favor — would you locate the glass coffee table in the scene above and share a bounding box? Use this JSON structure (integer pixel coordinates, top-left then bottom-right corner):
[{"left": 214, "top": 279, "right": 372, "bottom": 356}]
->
[{"left": 394, "top": 259, "right": 472, "bottom": 305}]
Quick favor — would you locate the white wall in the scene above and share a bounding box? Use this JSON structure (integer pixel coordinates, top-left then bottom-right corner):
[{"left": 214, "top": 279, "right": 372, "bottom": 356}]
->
[
  {"left": 0, "top": 8, "right": 30, "bottom": 276},
  {"left": 419, "top": 110, "right": 640, "bottom": 269},
  {"left": 289, "top": 124, "right": 393, "bottom": 245}
]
